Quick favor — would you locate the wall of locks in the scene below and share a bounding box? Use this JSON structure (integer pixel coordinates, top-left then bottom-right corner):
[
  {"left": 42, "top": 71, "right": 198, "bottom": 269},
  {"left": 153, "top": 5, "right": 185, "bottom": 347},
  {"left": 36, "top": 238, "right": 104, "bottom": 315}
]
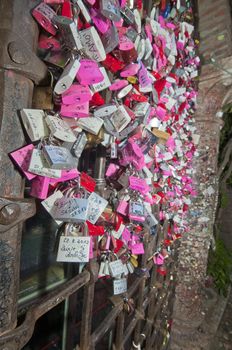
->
[{"left": 0, "top": 0, "right": 201, "bottom": 349}]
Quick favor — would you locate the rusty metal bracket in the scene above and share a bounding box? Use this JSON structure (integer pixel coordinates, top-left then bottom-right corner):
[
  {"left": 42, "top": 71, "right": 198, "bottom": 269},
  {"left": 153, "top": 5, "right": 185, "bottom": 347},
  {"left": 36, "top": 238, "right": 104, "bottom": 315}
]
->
[
  {"left": 0, "top": 29, "right": 48, "bottom": 84},
  {"left": 0, "top": 197, "right": 36, "bottom": 232}
]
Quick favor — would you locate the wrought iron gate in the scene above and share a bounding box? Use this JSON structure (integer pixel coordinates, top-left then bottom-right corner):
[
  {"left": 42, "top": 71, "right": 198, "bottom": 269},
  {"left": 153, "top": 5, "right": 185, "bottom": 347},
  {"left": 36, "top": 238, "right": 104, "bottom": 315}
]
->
[{"left": 0, "top": 1, "right": 177, "bottom": 349}]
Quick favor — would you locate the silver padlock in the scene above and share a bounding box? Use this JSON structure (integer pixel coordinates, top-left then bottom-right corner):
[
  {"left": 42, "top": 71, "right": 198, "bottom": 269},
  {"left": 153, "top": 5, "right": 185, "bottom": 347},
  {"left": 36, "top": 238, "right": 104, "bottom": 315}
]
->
[
  {"left": 120, "top": 5, "right": 135, "bottom": 24},
  {"left": 43, "top": 145, "right": 78, "bottom": 169},
  {"left": 71, "top": 132, "right": 87, "bottom": 158},
  {"left": 101, "top": 24, "right": 119, "bottom": 54},
  {"left": 100, "top": 0, "right": 121, "bottom": 22},
  {"left": 54, "top": 59, "right": 80, "bottom": 95},
  {"left": 45, "top": 114, "right": 76, "bottom": 143},
  {"left": 79, "top": 26, "right": 106, "bottom": 62},
  {"left": 53, "top": 16, "right": 83, "bottom": 50},
  {"left": 110, "top": 105, "right": 131, "bottom": 133}
]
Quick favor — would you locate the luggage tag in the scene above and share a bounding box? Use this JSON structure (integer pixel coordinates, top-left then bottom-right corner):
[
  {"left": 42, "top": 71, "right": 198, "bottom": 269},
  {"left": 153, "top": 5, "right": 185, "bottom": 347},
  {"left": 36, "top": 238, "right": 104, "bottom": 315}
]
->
[
  {"left": 91, "top": 67, "right": 111, "bottom": 92},
  {"left": 46, "top": 114, "right": 76, "bottom": 143},
  {"left": 32, "top": 3, "right": 57, "bottom": 35},
  {"left": 54, "top": 59, "right": 80, "bottom": 95},
  {"left": 71, "top": 132, "right": 87, "bottom": 158},
  {"left": 38, "top": 34, "right": 61, "bottom": 51},
  {"left": 10, "top": 144, "right": 36, "bottom": 180},
  {"left": 57, "top": 223, "right": 90, "bottom": 262},
  {"left": 110, "top": 105, "right": 131, "bottom": 133},
  {"left": 21, "top": 109, "right": 49, "bottom": 142},
  {"left": 109, "top": 79, "right": 128, "bottom": 91},
  {"left": 41, "top": 190, "right": 64, "bottom": 225},
  {"left": 43, "top": 145, "right": 77, "bottom": 170},
  {"left": 30, "top": 175, "right": 50, "bottom": 200},
  {"left": 90, "top": 8, "right": 111, "bottom": 34},
  {"left": 28, "top": 149, "right": 62, "bottom": 178},
  {"left": 100, "top": 0, "right": 121, "bottom": 22},
  {"left": 53, "top": 16, "right": 83, "bottom": 50},
  {"left": 86, "top": 192, "right": 108, "bottom": 224},
  {"left": 79, "top": 26, "right": 106, "bottom": 62},
  {"left": 120, "top": 6, "right": 135, "bottom": 24},
  {"left": 76, "top": 59, "right": 104, "bottom": 85},
  {"left": 100, "top": 24, "right": 119, "bottom": 54},
  {"left": 129, "top": 201, "right": 146, "bottom": 222},
  {"left": 60, "top": 102, "right": 89, "bottom": 118},
  {"left": 62, "top": 84, "right": 92, "bottom": 105},
  {"left": 77, "top": 117, "right": 104, "bottom": 135},
  {"left": 120, "top": 63, "right": 139, "bottom": 77},
  {"left": 113, "top": 277, "right": 127, "bottom": 295},
  {"left": 94, "top": 104, "right": 117, "bottom": 118}
]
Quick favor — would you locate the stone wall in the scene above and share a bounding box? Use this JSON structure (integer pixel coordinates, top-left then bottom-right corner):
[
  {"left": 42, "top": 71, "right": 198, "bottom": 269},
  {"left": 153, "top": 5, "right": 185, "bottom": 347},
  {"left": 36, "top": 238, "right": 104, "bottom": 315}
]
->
[{"left": 169, "top": 0, "right": 232, "bottom": 348}]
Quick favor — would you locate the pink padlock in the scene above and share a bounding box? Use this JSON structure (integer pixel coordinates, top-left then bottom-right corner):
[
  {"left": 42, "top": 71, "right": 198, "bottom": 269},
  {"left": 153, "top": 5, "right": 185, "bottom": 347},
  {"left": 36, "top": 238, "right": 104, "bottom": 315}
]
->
[
  {"left": 90, "top": 8, "right": 110, "bottom": 34},
  {"left": 38, "top": 34, "right": 61, "bottom": 51},
  {"left": 120, "top": 63, "right": 140, "bottom": 77},
  {"left": 32, "top": 3, "right": 57, "bottom": 35},
  {"left": 119, "top": 41, "right": 134, "bottom": 51},
  {"left": 109, "top": 79, "right": 128, "bottom": 91},
  {"left": 105, "top": 163, "right": 120, "bottom": 177},
  {"left": 62, "top": 84, "right": 92, "bottom": 105},
  {"left": 10, "top": 144, "right": 36, "bottom": 181},
  {"left": 30, "top": 176, "right": 50, "bottom": 200},
  {"left": 117, "top": 200, "right": 129, "bottom": 216},
  {"left": 76, "top": 59, "right": 104, "bottom": 85},
  {"left": 60, "top": 102, "right": 89, "bottom": 118},
  {"left": 153, "top": 253, "right": 164, "bottom": 266},
  {"left": 85, "top": 0, "right": 96, "bottom": 4},
  {"left": 138, "top": 63, "right": 152, "bottom": 88}
]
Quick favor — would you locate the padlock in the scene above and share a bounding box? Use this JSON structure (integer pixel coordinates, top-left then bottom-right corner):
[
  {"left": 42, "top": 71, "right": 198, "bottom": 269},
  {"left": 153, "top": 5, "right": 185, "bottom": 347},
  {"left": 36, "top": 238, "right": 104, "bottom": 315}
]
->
[
  {"left": 100, "top": 0, "right": 121, "bottom": 22},
  {"left": 77, "top": 117, "right": 104, "bottom": 135},
  {"left": 100, "top": 24, "right": 119, "bottom": 54},
  {"left": 21, "top": 109, "right": 49, "bottom": 142},
  {"left": 45, "top": 114, "right": 76, "bottom": 143},
  {"left": 32, "top": 3, "right": 57, "bottom": 35},
  {"left": 30, "top": 175, "right": 50, "bottom": 200},
  {"left": 38, "top": 34, "right": 61, "bottom": 52},
  {"left": 75, "top": 0, "right": 91, "bottom": 23},
  {"left": 120, "top": 6, "right": 135, "bottom": 24},
  {"left": 10, "top": 144, "right": 36, "bottom": 181},
  {"left": 94, "top": 104, "right": 117, "bottom": 118},
  {"left": 91, "top": 67, "right": 111, "bottom": 92},
  {"left": 90, "top": 8, "right": 110, "bottom": 34},
  {"left": 76, "top": 59, "right": 104, "bottom": 85},
  {"left": 28, "top": 149, "right": 62, "bottom": 178},
  {"left": 86, "top": 191, "right": 108, "bottom": 224},
  {"left": 54, "top": 59, "right": 80, "bottom": 95},
  {"left": 56, "top": 221, "right": 91, "bottom": 263},
  {"left": 62, "top": 84, "right": 92, "bottom": 105},
  {"left": 53, "top": 16, "right": 83, "bottom": 50},
  {"left": 71, "top": 132, "right": 87, "bottom": 158},
  {"left": 42, "top": 145, "right": 78, "bottom": 170},
  {"left": 52, "top": 186, "right": 89, "bottom": 223},
  {"left": 79, "top": 26, "right": 106, "bottom": 62},
  {"left": 129, "top": 200, "right": 146, "bottom": 222},
  {"left": 109, "top": 105, "right": 131, "bottom": 133},
  {"left": 60, "top": 101, "right": 89, "bottom": 118}
]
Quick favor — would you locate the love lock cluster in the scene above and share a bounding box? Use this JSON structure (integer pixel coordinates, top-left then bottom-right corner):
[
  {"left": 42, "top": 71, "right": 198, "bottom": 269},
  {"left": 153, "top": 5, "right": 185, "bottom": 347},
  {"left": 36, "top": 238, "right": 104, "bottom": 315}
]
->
[{"left": 10, "top": 0, "right": 199, "bottom": 296}]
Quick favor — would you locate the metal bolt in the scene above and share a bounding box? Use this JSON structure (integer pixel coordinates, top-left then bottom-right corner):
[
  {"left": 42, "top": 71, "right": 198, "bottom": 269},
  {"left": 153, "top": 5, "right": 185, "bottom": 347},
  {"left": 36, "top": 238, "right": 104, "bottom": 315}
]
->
[
  {"left": 0, "top": 203, "right": 21, "bottom": 225},
  {"left": 8, "top": 41, "right": 29, "bottom": 65}
]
